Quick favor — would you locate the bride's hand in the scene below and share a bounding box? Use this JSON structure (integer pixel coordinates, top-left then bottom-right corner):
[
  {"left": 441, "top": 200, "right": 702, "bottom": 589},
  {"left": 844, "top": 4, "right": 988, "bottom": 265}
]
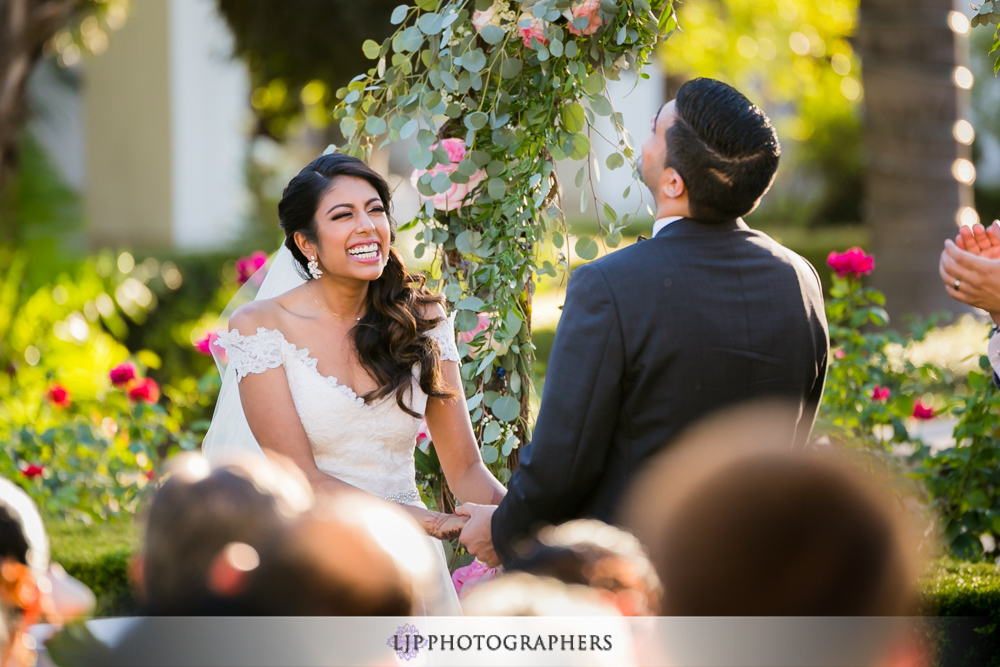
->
[{"left": 423, "top": 512, "right": 469, "bottom": 540}]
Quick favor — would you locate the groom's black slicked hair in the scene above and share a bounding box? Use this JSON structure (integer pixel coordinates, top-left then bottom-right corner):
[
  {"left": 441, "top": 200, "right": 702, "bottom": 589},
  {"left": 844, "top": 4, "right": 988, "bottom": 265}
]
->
[{"left": 666, "top": 78, "right": 781, "bottom": 223}]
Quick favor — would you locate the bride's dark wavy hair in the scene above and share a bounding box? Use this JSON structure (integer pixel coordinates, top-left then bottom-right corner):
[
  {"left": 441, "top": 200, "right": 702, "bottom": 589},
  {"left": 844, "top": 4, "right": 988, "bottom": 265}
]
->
[{"left": 278, "top": 153, "right": 453, "bottom": 417}]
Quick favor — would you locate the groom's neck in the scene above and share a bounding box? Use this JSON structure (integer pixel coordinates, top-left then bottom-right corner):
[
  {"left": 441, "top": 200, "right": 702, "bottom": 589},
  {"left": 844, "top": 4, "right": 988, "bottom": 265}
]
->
[{"left": 654, "top": 196, "right": 690, "bottom": 220}]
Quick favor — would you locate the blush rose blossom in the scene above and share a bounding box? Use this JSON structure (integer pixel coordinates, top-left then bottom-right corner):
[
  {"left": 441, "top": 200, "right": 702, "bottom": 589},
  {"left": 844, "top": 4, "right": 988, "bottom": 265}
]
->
[
  {"left": 235, "top": 251, "right": 268, "bottom": 285},
  {"left": 565, "top": 0, "right": 604, "bottom": 36},
  {"left": 410, "top": 138, "right": 485, "bottom": 212},
  {"left": 22, "top": 464, "right": 44, "bottom": 479},
  {"left": 128, "top": 377, "right": 160, "bottom": 404},
  {"left": 47, "top": 384, "right": 71, "bottom": 408},
  {"left": 871, "top": 386, "right": 890, "bottom": 402},
  {"left": 827, "top": 247, "right": 875, "bottom": 279},
  {"left": 471, "top": 1, "right": 502, "bottom": 32},
  {"left": 912, "top": 400, "right": 935, "bottom": 420},
  {"left": 451, "top": 560, "right": 500, "bottom": 598},
  {"left": 109, "top": 362, "right": 137, "bottom": 387},
  {"left": 195, "top": 331, "right": 221, "bottom": 356},
  {"left": 517, "top": 13, "right": 549, "bottom": 47}
]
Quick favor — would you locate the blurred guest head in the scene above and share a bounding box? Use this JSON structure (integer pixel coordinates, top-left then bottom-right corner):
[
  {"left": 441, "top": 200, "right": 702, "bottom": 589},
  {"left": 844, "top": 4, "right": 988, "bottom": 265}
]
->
[
  {"left": 0, "top": 478, "right": 47, "bottom": 667},
  {"left": 623, "top": 402, "right": 925, "bottom": 618},
  {"left": 243, "top": 492, "right": 435, "bottom": 616},
  {"left": 137, "top": 453, "right": 312, "bottom": 614},
  {"left": 462, "top": 571, "right": 619, "bottom": 617},
  {"left": 509, "top": 519, "right": 661, "bottom": 616}
]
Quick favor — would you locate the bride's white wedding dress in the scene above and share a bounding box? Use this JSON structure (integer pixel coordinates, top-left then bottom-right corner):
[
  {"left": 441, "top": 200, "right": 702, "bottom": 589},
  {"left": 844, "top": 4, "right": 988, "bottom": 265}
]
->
[
  {"left": 201, "top": 248, "right": 462, "bottom": 614},
  {"left": 212, "top": 320, "right": 462, "bottom": 615}
]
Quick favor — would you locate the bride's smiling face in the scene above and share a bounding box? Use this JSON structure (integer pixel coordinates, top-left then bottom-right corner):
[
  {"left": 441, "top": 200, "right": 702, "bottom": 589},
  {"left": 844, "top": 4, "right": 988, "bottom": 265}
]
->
[{"left": 297, "top": 175, "right": 391, "bottom": 283}]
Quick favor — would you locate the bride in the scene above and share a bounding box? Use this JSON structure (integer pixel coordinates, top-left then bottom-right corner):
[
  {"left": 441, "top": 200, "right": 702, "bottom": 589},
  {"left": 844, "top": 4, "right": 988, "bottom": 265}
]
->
[{"left": 201, "top": 152, "right": 506, "bottom": 613}]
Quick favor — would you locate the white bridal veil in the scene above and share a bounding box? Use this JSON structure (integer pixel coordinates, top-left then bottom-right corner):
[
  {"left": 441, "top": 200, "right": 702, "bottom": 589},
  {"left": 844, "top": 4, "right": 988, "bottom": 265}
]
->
[{"left": 201, "top": 244, "right": 305, "bottom": 462}]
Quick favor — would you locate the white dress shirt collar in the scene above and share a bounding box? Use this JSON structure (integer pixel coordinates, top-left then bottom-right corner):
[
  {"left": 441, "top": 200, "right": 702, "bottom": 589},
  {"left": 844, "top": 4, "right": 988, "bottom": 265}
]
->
[{"left": 651, "top": 216, "right": 683, "bottom": 238}]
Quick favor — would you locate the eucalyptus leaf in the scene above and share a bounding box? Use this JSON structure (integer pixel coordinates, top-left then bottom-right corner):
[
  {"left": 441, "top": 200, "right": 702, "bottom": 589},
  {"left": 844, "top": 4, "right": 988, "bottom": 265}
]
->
[
  {"left": 417, "top": 12, "right": 445, "bottom": 35},
  {"left": 492, "top": 395, "right": 520, "bottom": 423},
  {"left": 562, "top": 102, "right": 586, "bottom": 132},
  {"left": 481, "top": 24, "right": 506, "bottom": 44},
  {"left": 463, "top": 48, "right": 487, "bottom": 72},
  {"left": 481, "top": 444, "right": 499, "bottom": 464},
  {"left": 364, "top": 116, "right": 387, "bottom": 136},
  {"left": 465, "top": 111, "right": 489, "bottom": 130},
  {"left": 455, "top": 309, "right": 481, "bottom": 333},
  {"left": 390, "top": 5, "right": 409, "bottom": 25},
  {"left": 501, "top": 58, "right": 523, "bottom": 79},
  {"left": 483, "top": 421, "right": 502, "bottom": 444},
  {"left": 488, "top": 178, "right": 507, "bottom": 199},
  {"left": 431, "top": 172, "right": 452, "bottom": 193},
  {"left": 362, "top": 39, "right": 381, "bottom": 60},
  {"left": 408, "top": 145, "right": 434, "bottom": 170},
  {"left": 457, "top": 296, "right": 485, "bottom": 311},
  {"left": 575, "top": 236, "right": 599, "bottom": 260}
]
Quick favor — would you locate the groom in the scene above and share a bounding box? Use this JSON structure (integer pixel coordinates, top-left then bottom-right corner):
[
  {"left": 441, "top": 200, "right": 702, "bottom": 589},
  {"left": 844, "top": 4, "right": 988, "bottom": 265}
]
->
[{"left": 458, "top": 78, "right": 829, "bottom": 566}]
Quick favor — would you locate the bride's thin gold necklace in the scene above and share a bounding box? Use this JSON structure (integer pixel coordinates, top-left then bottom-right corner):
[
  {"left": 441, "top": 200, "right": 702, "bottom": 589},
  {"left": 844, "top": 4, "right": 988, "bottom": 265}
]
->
[{"left": 310, "top": 282, "right": 362, "bottom": 322}]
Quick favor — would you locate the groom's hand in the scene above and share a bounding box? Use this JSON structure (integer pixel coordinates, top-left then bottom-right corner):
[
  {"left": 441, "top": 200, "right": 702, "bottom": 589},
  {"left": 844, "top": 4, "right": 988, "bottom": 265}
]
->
[{"left": 455, "top": 503, "right": 500, "bottom": 568}]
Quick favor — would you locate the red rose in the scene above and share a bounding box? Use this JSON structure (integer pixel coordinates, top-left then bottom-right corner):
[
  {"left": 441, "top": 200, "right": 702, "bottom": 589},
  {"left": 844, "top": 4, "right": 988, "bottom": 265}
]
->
[
  {"left": 109, "top": 362, "right": 137, "bottom": 387},
  {"left": 194, "top": 331, "right": 220, "bottom": 356},
  {"left": 827, "top": 247, "right": 875, "bottom": 279},
  {"left": 47, "top": 384, "right": 71, "bottom": 408},
  {"left": 22, "top": 464, "right": 44, "bottom": 478},
  {"left": 144, "top": 469, "right": 155, "bottom": 481},
  {"left": 235, "top": 251, "right": 268, "bottom": 285},
  {"left": 127, "top": 377, "right": 160, "bottom": 404},
  {"left": 912, "top": 400, "right": 935, "bottom": 420},
  {"left": 872, "top": 386, "right": 890, "bottom": 402}
]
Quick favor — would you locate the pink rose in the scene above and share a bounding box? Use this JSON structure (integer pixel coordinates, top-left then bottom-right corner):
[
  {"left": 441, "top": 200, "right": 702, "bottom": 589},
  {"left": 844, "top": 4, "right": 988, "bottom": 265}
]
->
[
  {"left": 912, "top": 400, "right": 935, "bottom": 420},
  {"left": 22, "top": 464, "right": 44, "bottom": 479},
  {"left": 472, "top": 2, "right": 501, "bottom": 32},
  {"left": 518, "top": 13, "right": 549, "bottom": 47},
  {"left": 127, "top": 377, "right": 160, "bottom": 404},
  {"left": 451, "top": 559, "right": 500, "bottom": 598},
  {"left": 871, "top": 386, "right": 890, "bottom": 402},
  {"left": 416, "top": 419, "right": 430, "bottom": 444},
  {"left": 195, "top": 331, "right": 220, "bottom": 356},
  {"left": 458, "top": 312, "right": 491, "bottom": 346},
  {"left": 833, "top": 349, "right": 845, "bottom": 360},
  {"left": 109, "top": 362, "right": 137, "bottom": 388},
  {"left": 235, "top": 251, "right": 268, "bottom": 285},
  {"left": 410, "top": 138, "right": 486, "bottom": 212},
  {"left": 47, "top": 384, "right": 71, "bottom": 408},
  {"left": 827, "top": 247, "right": 875, "bottom": 279},
  {"left": 565, "top": 0, "right": 603, "bottom": 36}
]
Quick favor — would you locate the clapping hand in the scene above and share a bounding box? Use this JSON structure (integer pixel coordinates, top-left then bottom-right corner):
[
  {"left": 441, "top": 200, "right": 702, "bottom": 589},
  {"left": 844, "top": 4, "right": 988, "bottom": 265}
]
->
[
  {"left": 456, "top": 503, "right": 500, "bottom": 567},
  {"left": 940, "top": 220, "right": 1000, "bottom": 320}
]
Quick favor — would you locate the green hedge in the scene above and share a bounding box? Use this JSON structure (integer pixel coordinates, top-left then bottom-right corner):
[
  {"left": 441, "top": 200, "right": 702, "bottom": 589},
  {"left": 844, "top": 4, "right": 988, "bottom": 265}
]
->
[{"left": 49, "top": 520, "right": 139, "bottom": 617}]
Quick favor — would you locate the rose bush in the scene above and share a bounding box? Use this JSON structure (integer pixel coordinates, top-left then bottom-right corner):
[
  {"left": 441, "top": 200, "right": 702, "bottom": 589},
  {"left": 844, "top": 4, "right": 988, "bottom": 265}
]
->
[{"left": 817, "top": 247, "right": 1000, "bottom": 560}]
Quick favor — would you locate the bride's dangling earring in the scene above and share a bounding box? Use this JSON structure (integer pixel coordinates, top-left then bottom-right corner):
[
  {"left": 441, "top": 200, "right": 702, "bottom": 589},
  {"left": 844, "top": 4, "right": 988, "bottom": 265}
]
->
[{"left": 307, "top": 255, "right": 322, "bottom": 280}]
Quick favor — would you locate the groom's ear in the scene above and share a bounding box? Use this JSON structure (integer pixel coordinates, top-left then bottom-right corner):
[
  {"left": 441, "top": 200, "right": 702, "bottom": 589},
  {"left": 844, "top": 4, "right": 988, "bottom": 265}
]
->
[{"left": 662, "top": 167, "right": 686, "bottom": 200}]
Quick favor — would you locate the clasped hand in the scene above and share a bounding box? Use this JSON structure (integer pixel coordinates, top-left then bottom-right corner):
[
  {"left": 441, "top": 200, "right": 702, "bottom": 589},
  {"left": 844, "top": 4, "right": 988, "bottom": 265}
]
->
[{"left": 455, "top": 502, "right": 500, "bottom": 567}]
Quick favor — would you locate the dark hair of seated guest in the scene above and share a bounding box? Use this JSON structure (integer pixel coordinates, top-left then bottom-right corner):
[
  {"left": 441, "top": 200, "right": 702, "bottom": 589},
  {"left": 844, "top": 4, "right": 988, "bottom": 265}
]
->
[{"left": 508, "top": 519, "right": 661, "bottom": 616}]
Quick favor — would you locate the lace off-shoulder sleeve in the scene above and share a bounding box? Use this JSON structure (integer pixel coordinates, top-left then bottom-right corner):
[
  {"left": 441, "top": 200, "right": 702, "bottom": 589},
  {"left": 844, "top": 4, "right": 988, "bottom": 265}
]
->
[
  {"left": 426, "top": 313, "right": 460, "bottom": 362},
  {"left": 215, "top": 328, "right": 286, "bottom": 380}
]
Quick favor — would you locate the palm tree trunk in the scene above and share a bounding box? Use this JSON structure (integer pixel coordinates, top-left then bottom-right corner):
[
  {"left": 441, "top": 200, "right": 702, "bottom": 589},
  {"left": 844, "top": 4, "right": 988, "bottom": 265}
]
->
[{"left": 856, "top": 0, "right": 973, "bottom": 321}]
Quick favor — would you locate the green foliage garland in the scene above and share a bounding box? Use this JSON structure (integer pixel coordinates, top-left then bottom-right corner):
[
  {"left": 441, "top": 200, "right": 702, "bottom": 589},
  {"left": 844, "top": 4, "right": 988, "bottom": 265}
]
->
[{"left": 331, "top": 0, "right": 674, "bottom": 504}]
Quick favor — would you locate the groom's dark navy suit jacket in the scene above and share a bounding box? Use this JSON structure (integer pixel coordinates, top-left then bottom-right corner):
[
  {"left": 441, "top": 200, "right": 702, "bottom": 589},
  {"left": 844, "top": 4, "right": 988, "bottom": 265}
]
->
[{"left": 491, "top": 217, "right": 829, "bottom": 564}]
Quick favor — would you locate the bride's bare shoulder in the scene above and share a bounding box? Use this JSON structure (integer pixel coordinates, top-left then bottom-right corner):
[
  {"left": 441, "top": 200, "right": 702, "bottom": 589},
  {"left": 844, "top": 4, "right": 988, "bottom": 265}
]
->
[{"left": 228, "top": 289, "right": 306, "bottom": 336}]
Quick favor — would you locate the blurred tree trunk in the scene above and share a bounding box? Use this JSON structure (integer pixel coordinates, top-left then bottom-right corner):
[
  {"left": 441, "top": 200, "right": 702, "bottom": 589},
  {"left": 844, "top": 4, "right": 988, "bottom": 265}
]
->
[
  {"left": 0, "top": 0, "right": 77, "bottom": 239},
  {"left": 857, "top": 0, "right": 973, "bottom": 321}
]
